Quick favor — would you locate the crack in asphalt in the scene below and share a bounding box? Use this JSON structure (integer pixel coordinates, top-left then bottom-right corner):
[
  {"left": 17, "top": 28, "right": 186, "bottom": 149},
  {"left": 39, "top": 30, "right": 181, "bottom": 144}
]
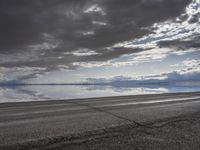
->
[
  {"left": 66, "top": 100, "right": 149, "bottom": 128},
  {"left": 1, "top": 114, "right": 199, "bottom": 150},
  {"left": 65, "top": 100, "right": 198, "bottom": 129}
]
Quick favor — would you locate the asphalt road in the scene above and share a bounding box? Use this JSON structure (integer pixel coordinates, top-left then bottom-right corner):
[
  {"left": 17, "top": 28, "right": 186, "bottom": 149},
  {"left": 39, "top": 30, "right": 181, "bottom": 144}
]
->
[{"left": 1, "top": 92, "right": 200, "bottom": 149}]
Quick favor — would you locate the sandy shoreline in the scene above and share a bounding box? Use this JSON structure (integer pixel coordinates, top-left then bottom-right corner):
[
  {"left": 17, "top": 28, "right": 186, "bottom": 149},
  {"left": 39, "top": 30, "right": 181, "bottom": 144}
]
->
[{"left": 1, "top": 92, "right": 200, "bottom": 150}]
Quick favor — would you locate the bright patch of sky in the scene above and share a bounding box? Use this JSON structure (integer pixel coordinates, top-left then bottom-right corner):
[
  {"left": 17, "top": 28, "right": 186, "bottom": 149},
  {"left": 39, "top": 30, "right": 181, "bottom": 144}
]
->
[{"left": 30, "top": 50, "right": 200, "bottom": 83}]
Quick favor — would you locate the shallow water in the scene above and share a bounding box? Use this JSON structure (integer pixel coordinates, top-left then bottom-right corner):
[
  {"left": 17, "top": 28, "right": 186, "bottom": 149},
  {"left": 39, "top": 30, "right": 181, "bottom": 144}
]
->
[{"left": 0, "top": 85, "right": 200, "bottom": 103}]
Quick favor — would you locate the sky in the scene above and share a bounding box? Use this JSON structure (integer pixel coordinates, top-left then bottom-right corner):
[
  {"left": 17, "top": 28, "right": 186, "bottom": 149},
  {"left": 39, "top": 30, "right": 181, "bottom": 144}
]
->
[{"left": 0, "top": 0, "right": 200, "bottom": 84}]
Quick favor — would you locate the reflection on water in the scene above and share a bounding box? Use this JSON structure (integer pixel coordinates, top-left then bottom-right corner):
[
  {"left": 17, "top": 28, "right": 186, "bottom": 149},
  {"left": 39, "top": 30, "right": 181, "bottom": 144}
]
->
[{"left": 0, "top": 85, "right": 200, "bottom": 103}]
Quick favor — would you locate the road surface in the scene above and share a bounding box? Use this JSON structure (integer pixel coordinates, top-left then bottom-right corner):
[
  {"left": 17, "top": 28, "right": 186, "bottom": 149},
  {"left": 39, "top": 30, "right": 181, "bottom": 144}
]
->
[{"left": 1, "top": 92, "right": 200, "bottom": 149}]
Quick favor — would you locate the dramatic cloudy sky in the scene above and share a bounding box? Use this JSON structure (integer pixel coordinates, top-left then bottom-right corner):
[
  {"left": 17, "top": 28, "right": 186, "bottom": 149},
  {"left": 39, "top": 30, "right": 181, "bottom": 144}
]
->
[{"left": 0, "top": 0, "right": 200, "bottom": 83}]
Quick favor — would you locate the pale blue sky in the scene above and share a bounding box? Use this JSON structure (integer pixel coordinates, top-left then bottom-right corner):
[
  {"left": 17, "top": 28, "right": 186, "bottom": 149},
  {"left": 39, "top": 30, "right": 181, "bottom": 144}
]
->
[{"left": 30, "top": 50, "right": 200, "bottom": 83}]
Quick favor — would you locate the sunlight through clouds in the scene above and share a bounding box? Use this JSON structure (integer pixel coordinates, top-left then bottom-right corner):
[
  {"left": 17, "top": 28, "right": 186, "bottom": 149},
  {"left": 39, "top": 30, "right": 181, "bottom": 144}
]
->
[{"left": 0, "top": 0, "right": 199, "bottom": 83}]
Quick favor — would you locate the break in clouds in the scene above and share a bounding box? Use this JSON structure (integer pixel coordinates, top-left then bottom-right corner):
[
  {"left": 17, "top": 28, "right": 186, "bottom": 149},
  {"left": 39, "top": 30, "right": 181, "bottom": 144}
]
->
[{"left": 0, "top": 0, "right": 200, "bottom": 83}]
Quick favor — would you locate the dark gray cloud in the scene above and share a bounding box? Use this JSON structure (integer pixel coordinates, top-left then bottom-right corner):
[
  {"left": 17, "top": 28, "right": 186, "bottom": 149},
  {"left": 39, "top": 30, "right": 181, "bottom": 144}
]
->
[
  {"left": 158, "top": 36, "right": 200, "bottom": 50},
  {"left": 0, "top": 0, "right": 192, "bottom": 70}
]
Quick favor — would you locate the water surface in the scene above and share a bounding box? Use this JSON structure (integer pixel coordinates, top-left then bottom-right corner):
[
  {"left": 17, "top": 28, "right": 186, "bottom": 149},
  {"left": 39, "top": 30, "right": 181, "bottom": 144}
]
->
[{"left": 1, "top": 84, "right": 200, "bottom": 103}]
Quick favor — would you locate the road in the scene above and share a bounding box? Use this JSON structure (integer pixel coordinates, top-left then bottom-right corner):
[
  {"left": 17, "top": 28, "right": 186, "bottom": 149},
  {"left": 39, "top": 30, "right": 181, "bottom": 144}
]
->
[{"left": 1, "top": 92, "right": 200, "bottom": 149}]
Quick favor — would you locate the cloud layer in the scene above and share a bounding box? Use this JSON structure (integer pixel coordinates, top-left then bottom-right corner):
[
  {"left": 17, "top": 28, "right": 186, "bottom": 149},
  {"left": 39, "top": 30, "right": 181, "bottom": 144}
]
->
[{"left": 0, "top": 0, "right": 199, "bottom": 82}]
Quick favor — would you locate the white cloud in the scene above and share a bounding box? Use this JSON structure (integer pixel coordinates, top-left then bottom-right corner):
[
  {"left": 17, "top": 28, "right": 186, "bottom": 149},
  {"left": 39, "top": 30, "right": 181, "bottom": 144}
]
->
[
  {"left": 81, "top": 31, "right": 95, "bottom": 36},
  {"left": 84, "top": 4, "right": 105, "bottom": 15},
  {"left": 57, "top": 65, "right": 69, "bottom": 70},
  {"left": 171, "top": 59, "right": 200, "bottom": 74},
  {"left": 111, "top": 0, "right": 200, "bottom": 60},
  {"left": 75, "top": 0, "right": 200, "bottom": 68},
  {"left": 92, "top": 21, "right": 107, "bottom": 26},
  {"left": 131, "top": 48, "right": 172, "bottom": 63},
  {"left": 72, "top": 48, "right": 99, "bottom": 56},
  {"left": 58, "top": 56, "right": 63, "bottom": 59},
  {"left": 153, "top": 59, "right": 200, "bottom": 81},
  {"left": 171, "top": 59, "right": 200, "bottom": 68},
  {"left": 73, "top": 61, "right": 111, "bottom": 68}
]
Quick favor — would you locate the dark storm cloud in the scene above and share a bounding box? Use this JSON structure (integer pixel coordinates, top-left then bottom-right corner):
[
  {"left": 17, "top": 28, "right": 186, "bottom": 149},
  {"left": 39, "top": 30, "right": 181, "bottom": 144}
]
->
[
  {"left": 0, "top": 0, "right": 192, "bottom": 69},
  {"left": 79, "top": 47, "right": 146, "bottom": 62},
  {"left": 158, "top": 36, "right": 200, "bottom": 50}
]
